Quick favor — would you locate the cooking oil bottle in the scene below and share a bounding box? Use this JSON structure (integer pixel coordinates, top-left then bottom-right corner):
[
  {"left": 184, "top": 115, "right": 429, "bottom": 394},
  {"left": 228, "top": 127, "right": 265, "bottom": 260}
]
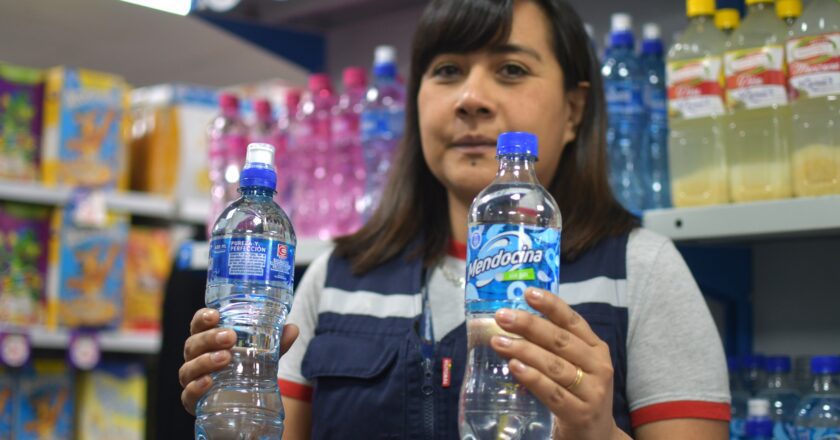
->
[
  {"left": 787, "top": 0, "right": 840, "bottom": 196},
  {"left": 667, "top": 0, "right": 730, "bottom": 207}
]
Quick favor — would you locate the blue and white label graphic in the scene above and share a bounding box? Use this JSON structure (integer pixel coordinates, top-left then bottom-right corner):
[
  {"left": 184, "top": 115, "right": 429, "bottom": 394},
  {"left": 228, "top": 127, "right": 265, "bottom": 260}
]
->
[
  {"left": 466, "top": 224, "right": 560, "bottom": 302},
  {"left": 796, "top": 428, "right": 840, "bottom": 440},
  {"left": 209, "top": 236, "right": 295, "bottom": 287}
]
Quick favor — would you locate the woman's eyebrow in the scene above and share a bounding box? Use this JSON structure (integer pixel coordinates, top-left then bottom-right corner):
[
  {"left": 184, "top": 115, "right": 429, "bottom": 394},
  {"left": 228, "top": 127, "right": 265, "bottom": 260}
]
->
[{"left": 488, "top": 44, "right": 542, "bottom": 62}]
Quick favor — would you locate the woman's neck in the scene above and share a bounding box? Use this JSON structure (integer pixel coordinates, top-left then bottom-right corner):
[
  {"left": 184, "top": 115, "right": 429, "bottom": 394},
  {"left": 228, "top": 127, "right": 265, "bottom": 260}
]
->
[{"left": 448, "top": 192, "right": 470, "bottom": 244}]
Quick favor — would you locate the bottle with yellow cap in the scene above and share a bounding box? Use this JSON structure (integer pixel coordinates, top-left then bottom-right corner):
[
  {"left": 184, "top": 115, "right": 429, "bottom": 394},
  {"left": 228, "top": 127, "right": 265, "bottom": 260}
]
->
[
  {"left": 723, "top": 0, "right": 793, "bottom": 203},
  {"left": 666, "top": 0, "right": 729, "bottom": 207},
  {"left": 787, "top": 0, "right": 840, "bottom": 197},
  {"left": 776, "top": 0, "right": 802, "bottom": 28},
  {"left": 715, "top": 8, "right": 741, "bottom": 36}
]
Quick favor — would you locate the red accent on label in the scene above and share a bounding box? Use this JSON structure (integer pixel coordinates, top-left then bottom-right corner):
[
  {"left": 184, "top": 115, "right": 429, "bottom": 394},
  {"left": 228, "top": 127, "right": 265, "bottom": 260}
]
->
[
  {"left": 442, "top": 357, "right": 452, "bottom": 388},
  {"left": 725, "top": 70, "right": 787, "bottom": 90},
  {"left": 667, "top": 81, "right": 724, "bottom": 101},
  {"left": 277, "top": 244, "right": 288, "bottom": 258}
]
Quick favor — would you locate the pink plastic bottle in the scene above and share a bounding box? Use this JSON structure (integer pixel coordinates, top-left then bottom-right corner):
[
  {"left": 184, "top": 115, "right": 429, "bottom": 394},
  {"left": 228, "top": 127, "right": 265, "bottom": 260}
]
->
[
  {"left": 207, "top": 93, "right": 248, "bottom": 237},
  {"left": 250, "top": 99, "right": 284, "bottom": 202},
  {"left": 277, "top": 91, "right": 301, "bottom": 213},
  {"left": 331, "top": 67, "right": 368, "bottom": 236},
  {"left": 290, "top": 74, "right": 336, "bottom": 239}
]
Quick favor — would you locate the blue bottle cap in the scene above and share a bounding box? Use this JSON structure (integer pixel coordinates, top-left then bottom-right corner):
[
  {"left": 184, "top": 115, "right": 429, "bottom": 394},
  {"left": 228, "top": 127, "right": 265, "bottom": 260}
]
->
[
  {"left": 764, "top": 356, "right": 792, "bottom": 373},
  {"left": 740, "top": 354, "right": 766, "bottom": 370},
  {"left": 240, "top": 143, "right": 277, "bottom": 190},
  {"left": 811, "top": 356, "right": 840, "bottom": 375},
  {"left": 497, "top": 132, "right": 538, "bottom": 158}
]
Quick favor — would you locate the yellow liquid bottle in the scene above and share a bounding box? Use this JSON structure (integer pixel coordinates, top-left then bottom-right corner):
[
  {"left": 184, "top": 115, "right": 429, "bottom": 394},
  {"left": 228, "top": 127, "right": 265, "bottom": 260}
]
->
[
  {"left": 787, "top": 0, "right": 840, "bottom": 196},
  {"left": 724, "top": 0, "right": 793, "bottom": 203},
  {"left": 667, "top": 0, "right": 730, "bottom": 207}
]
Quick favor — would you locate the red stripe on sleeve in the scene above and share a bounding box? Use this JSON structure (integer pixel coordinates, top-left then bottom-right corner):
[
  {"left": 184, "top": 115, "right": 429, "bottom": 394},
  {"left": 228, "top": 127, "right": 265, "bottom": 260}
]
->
[
  {"left": 630, "top": 401, "right": 731, "bottom": 428},
  {"left": 278, "top": 379, "right": 313, "bottom": 402}
]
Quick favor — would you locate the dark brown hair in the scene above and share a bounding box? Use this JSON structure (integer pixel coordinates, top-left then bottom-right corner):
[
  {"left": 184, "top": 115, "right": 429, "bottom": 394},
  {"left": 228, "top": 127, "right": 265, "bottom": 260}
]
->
[{"left": 334, "top": 0, "right": 639, "bottom": 274}]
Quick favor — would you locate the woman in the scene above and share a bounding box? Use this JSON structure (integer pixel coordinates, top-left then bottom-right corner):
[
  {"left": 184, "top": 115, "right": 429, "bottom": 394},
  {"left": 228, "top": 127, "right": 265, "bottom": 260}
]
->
[{"left": 179, "top": 0, "right": 731, "bottom": 438}]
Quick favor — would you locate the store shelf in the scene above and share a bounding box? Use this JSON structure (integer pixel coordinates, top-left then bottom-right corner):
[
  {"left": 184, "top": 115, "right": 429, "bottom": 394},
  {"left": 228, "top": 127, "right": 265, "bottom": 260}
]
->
[
  {"left": 1, "top": 326, "right": 161, "bottom": 354},
  {"left": 643, "top": 196, "right": 840, "bottom": 242},
  {"left": 179, "top": 197, "right": 210, "bottom": 224}
]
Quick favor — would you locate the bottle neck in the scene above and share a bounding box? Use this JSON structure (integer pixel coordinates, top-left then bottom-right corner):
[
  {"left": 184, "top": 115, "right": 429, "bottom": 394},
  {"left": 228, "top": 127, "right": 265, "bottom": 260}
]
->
[
  {"left": 813, "top": 373, "right": 840, "bottom": 394},
  {"left": 747, "top": 2, "right": 773, "bottom": 15},
  {"left": 689, "top": 14, "right": 715, "bottom": 28},
  {"left": 765, "top": 371, "right": 794, "bottom": 390},
  {"left": 239, "top": 185, "right": 275, "bottom": 198},
  {"left": 497, "top": 154, "right": 539, "bottom": 183}
]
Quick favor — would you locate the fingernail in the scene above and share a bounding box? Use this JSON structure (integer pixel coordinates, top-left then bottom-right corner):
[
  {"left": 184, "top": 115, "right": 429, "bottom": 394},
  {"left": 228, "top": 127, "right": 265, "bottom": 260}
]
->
[
  {"left": 198, "top": 375, "right": 211, "bottom": 387},
  {"left": 496, "top": 309, "right": 515, "bottom": 325},
  {"left": 211, "top": 351, "right": 228, "bottom": 364},
  {"left": 511, "top": 359, "right": 528, "bottom": 373},
  {"left": 216, "top": 330, "right": 233, "bottom": 344},
  {"left": 494, "top": 335, "right": 512, "bottom": 347},
  {"left": 202, "top": 311, "right": 213, "bottom": 322},
  {"left": 526, "top": 289, "right": 544, "bottom": 301}
]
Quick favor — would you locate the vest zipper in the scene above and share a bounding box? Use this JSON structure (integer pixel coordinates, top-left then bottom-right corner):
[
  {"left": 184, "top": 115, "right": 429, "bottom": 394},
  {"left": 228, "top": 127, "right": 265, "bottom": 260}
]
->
[{"left": 421, "top": 357, "right": 435, "bottom": 438}]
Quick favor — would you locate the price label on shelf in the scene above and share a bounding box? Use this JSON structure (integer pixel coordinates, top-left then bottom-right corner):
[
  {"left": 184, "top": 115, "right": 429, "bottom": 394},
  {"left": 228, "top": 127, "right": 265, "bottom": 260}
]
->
[
  {"left": 68, "top": 331, "right": 101, "bottom": 370},
  {"left": 0, "top": 332, "right": 31, "bottom": 367},
  {"left": 70, "top": 188, "right": 107, "bottom": 228}
]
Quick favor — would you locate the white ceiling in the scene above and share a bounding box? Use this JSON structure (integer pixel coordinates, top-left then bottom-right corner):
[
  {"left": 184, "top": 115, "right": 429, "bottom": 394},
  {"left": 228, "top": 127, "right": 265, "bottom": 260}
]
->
[{"left": 0, "top": 0, "right": 309, "bottom": 87}]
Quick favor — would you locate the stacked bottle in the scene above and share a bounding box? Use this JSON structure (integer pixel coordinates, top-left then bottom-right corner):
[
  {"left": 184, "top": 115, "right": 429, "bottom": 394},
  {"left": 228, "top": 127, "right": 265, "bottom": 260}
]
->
[
  {"left": 667, "top": 0, "right": 729, "bottom": 207},
  {"left": 640, "top": 22, "right": 671, "bottom": 209},
  {"left": 723, "top": 0, "right": 793, "bottom": 203}
]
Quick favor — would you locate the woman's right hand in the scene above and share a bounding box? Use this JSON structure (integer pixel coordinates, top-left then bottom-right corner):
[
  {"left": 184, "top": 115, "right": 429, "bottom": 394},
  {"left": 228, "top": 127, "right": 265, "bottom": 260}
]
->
[{"left": 179, "top": 308, "right": 300, "bottom": 415}]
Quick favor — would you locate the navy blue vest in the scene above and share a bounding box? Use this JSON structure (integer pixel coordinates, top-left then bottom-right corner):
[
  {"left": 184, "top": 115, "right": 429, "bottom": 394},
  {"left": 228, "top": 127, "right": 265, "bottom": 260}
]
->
[{"left": 301, "top": 234, "right": 631, "bottom": 439}]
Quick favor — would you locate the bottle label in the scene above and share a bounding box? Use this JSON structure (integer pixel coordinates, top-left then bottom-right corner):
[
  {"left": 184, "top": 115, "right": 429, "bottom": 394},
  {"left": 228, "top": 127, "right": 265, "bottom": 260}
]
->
[
  {"left": 724, "top": 45, "right": 789, "bottom": 109},
  {"left": 605, "top": 81, "right": 645, "bottom": 116},
  {"left": 644, "top": 84, "right": 668, "bottom": 123},
  {"left": 774, "top": 421, "right": 796, "bottom": 440},
  {"left": 787, "top": 32, "right": 840, "bottom": 99},
  {"left": 360, "top": 108, "right": 404, "bottom": 142},
  {"left": 667, "top": 56, "right": 726, "bottom": 119},
  {"left": 797, "top": 427, "right": 840, "bottom": 439},
  {"left": 209, "top": 236, "right": 295, "bottom": 286},
  {"left": 730, "top": 418, "right": 746, "bottom": 440},
  {"left": 466, "top": 224, "right": 560, "bottom": 302}
]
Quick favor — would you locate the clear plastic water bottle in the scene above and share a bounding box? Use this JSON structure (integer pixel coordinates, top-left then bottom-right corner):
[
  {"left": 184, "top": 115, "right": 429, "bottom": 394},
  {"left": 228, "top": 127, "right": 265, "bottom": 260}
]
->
[
  {"left": 640, "top": 22, "right": 671, "bottom": 210},
  {"left": 331, "top": 67, "right": 368, "bottom": 236},
  {"left": 602, "top": 13, "right": 646, "bottom": 215},
  {"left": 742, "top": 355, "right": 767, "bottom": 396},
  {"left": 730, "top": 357, "right": 750, "bottom": 440},
  {"left": 291, "top": 74, "right": 336, "bottom": 239},
  {"left": 360, "top": 45, "right": 405, "bottom": 218},
  {"left": 746, "top": 398, "right": 774, "bottom": 440},
  {"left": 196, "top": 143, "right": 297, "bottom": 440},
  {"left": 795, "top": 356, "right": 840, "bottom": 439},
  {"left": 460, "top": 132, "right": 560, "bottom": 440},
  {"left": 207, "top": 93, "right": 248, "bottom": 238},
  {"left": 757, "top": 356, "right": 800, "bottom": 440}
]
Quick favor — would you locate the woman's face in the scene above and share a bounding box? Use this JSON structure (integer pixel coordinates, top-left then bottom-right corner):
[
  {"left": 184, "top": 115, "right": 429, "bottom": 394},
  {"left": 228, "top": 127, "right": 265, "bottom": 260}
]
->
[{"left": 418, "top": 0, "right": 583, "bottom": 204}]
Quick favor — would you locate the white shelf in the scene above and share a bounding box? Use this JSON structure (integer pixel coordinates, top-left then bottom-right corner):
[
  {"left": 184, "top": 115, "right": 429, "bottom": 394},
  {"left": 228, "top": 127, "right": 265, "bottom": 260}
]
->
[
  {"left": 1, "top": 326, "right": 160, "bottom": 354},
  {"left": 179, "top": 197, "right": 210, "bottom": 224},
  {"left": 643, "top": 196, "right": 840, "bottom": 242}
]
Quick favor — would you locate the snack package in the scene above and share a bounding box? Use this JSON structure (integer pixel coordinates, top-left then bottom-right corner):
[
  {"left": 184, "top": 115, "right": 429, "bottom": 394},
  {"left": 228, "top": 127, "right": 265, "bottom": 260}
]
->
[
  {"left": 123, "top": 227, "right": 172, "bottom": 331},
  {"left": 41, "top": 66, "right": 128, "bottom": 189},
  {"left": 0, "top": 202, "right": 51, "bottom": 326},
  {"left": 78, "top": 362, "right": 146, "bottom": 440},
  {"left": 47, "top": 200, "right": 128, "bottom": 329},
  {"left": 0, "top": 63, "right": 44, "bottom": 181},
  {"left": 0, "top": 368, "right": 14, "bottom": 439},
  {"left": 129, "top": 84, "right": 217, "bottom": 198},
  {"left": 15, "top": 360, "right": 74, "bottom": 440}
]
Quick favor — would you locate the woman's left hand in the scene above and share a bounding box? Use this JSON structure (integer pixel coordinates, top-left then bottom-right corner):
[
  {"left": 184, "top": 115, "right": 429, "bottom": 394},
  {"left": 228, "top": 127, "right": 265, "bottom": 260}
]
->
[{"left": 490, "top": 287, "right": 629, "bottom": 440}]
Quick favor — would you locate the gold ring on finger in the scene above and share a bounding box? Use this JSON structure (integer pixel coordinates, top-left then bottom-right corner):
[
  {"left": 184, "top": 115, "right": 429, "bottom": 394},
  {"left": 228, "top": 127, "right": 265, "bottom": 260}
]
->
[{"left": 566, "top": 366, "right": 584, "bottom": 390}]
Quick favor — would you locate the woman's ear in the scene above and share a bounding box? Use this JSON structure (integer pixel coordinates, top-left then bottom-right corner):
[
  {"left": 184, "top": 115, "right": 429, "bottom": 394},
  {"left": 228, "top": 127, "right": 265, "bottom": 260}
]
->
[{"left": 562, "top": 82, "right": 589, "bottom": 145}]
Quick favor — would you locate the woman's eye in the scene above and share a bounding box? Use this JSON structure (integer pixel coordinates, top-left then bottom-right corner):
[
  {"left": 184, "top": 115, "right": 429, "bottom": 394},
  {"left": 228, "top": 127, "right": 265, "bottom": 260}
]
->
[
  {"left": 499, "top": 63, "right": 528, "bottom": 79},
  {"left": 432, "top": 64, "right": 461, "bottom": 79}
]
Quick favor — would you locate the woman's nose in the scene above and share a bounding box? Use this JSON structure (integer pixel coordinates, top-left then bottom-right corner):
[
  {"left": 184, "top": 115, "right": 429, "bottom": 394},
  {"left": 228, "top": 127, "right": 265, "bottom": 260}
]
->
[{"left": 455, "top": 70, "right": 497, "bottom": 120}]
